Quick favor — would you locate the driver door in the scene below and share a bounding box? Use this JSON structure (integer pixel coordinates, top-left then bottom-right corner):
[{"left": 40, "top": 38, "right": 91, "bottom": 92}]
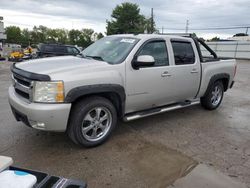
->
[{"left": 125, "top": 39, "right": 175, "bottom": 113}]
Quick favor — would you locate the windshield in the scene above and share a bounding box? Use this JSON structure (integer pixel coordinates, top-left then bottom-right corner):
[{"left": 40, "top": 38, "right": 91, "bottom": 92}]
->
[{"left": 81, "top": 36, "right": 140, "bottom": 64}]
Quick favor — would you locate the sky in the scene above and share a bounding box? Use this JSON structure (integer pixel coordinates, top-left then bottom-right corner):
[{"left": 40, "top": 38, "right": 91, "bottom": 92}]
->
[{"left": 0, "top": 0, "right": 250, "bottom": 39}]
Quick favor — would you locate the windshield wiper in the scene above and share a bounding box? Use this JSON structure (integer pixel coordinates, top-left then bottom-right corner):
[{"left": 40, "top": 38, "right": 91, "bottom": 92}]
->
[{"left": 85, "top": 55, "right": 104, "bottom": 61}]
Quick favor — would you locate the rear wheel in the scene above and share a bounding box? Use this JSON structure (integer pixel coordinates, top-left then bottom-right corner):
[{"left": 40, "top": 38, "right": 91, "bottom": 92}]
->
[
  {"left": 201, "top": 81, "right": 224, "bottom": 110},
  {"left": 67, "top": 96, "right": 117, "bottom": 147}
]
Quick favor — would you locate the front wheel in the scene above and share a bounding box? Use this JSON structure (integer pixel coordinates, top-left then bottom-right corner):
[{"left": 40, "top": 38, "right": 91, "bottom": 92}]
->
[
  {"left": 67, "top": 96, "right": 117, "bottom": 147},
  {"left": 201, "top": 81, "right": 224, "bottom": 110}
]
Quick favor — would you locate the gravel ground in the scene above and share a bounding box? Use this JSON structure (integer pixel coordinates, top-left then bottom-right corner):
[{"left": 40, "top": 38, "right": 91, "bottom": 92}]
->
[{"left": 0, "top": 60, "right": 249, "bottom": 187}]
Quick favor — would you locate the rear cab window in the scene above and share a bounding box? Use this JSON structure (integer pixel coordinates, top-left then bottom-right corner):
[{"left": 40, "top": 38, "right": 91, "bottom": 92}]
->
[{"left": 171, "top": 40, "right": 195, "bottom": 65}]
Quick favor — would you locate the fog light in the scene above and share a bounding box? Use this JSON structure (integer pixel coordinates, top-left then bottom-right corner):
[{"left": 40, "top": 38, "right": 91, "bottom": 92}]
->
[
  {"left": 29, "top": 120, "right": 45, "bottom": 129},
  {"left": 37, "top": 122, "right": 45, "bottom": 128}
]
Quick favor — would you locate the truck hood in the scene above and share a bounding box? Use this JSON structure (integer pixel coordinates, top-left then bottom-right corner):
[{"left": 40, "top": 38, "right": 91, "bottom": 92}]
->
[{"left": 15, "top": 56, "right": 110, "bottom": 75}]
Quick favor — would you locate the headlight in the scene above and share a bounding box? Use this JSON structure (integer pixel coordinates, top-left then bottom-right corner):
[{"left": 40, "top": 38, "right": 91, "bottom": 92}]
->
[{"left": 33, "top": 81, "right": 64, "bottom": 103}]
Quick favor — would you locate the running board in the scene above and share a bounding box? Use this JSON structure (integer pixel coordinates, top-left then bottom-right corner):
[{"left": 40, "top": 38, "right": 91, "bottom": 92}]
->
[{"left": 123, "top": 100, "right": 200, "bottom": 122}]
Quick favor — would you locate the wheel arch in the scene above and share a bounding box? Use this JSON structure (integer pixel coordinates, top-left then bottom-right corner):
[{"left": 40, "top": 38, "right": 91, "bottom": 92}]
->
[
  {"left": 65, "top": 84, "right": 126, "bottom": 118},
  {"left": 204, "top": 73, "right": 230, "bottom": 97}
]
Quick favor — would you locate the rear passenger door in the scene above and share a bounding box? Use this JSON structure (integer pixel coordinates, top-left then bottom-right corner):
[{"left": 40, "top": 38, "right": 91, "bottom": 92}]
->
[{"left": 169, "top": 39, "right": 201, "bottom": 101}]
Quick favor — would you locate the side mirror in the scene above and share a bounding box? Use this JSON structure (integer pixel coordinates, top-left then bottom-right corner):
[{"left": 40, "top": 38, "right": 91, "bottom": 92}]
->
[{"left": 133, "top": 55, "right": 155, "bottom": 69}]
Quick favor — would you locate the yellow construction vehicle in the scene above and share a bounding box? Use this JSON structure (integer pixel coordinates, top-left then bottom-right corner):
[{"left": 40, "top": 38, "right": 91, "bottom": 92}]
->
[
  {"left": 9, "top": 50, "right": 24, "bottom": 62},
  {"left": 9, "top": 46, "right": 34, "bottom": 61}
]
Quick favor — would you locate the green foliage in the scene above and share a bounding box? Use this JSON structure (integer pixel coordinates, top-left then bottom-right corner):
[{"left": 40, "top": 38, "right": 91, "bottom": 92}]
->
[
  {"left": 209, "top": 37, "right": 220, "bottom": 42},
  {"left": 68, "top": 29, "right": 82, "bottom": 45},
  {"left": 30, "top": 25, "right": 47, "bottom": 43},
  {"left": 68, "top": 28, "right": 95, "bottom": 48},
  {"left": 144, "top": 17, "right": 158, "bottom": 34},
  {"left": 80, "top": 29, "right": 95, "bottom": 47},
  {"left": 21, "top": 29, "right": 31, "bottom": 46},
  {"left": 5, "top": 25, "right": 104, "bottom": 48},
  {"left": 97, "top": 32, "right": 104, "bottom": 40},
  {"left": 5, "top": 26, "right": 22, "bottom": 44},
  {"left": 198, "top": 37, "right": 205, "bottom": 42},
  {"left": 233, "top": 33, "right": 248, "bottom": 37},
  {"left": 106, "top": 2, "right": 154, "bottom": 35}
]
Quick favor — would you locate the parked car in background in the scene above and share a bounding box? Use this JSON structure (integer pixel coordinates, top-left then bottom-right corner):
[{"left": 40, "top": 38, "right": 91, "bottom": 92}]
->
[
  {"left": 9, "top": 34, "right": 237, "bottom": 147},
  {"left": 36, "top": 43, "right": 80, "bottom": 58}
]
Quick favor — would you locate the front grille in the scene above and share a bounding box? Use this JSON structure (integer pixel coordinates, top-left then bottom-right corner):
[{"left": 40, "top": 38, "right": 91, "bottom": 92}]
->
[
  {"left": 13, "top": 74, "right": 31, "bottom": 87},
  {"left": 15, "top": 88, "right": 30, "bottom": 99},
  {"left": 12, "top": 73, "right": 32, "bottom": 101}
]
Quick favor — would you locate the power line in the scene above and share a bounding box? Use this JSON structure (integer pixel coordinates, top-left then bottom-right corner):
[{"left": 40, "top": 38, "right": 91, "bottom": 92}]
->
[
  {"left": 190, "top": 26, "right": 250, "bottom": 30},
  {"left": 158, "top": 26, "right": 250, "bottom": 31}
]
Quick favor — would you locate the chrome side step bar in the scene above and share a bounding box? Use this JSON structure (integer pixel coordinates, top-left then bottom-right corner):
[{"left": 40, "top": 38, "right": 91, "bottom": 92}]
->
[{"left": 123, "top": 100, "right": 200, "bottom": 122}]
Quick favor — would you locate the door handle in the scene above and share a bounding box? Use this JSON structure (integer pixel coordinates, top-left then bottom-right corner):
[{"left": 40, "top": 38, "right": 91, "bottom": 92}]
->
[
  {"left": 191, "top": 69, "right": 199, "bottom": 74},
  {"left": 161, "top": 71, "right": 171, "bottom": 77}
]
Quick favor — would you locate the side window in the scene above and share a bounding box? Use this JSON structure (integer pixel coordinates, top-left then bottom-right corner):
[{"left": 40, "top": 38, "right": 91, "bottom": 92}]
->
[
  {"left": 67, "top": 47, "right": 79, "bottom": 55},
  {"left": 44, "top": 45, "right": 54, "bottom": 53},
  {"left": 171, "top": 41, "right": 195, "bottom": 65},
  {"left": 138, "top": 41, "right": 169, "bottom": 66},
  {"left": 55, "top": 46, "right": 67, "bottom": 53}
]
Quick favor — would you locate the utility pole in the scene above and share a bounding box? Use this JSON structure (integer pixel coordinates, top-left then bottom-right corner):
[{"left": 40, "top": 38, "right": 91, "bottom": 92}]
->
[
  {"left": 185, "top": 19, "right": 189, "bottom": 33},
  {"left": 151, "top": 8, "right": 154, "bottom": 34},
  {"left": 162, "top": 26, "right": 164, "bottom": 34},
  {"left": 246, "top": 27, "right": 249, "bottom": 35}
]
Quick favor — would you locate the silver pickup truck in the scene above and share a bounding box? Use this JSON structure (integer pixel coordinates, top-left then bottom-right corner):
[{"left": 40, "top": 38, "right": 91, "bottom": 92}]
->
[{"left": 9, "top": 34, "right": 237, "bottom": 147}]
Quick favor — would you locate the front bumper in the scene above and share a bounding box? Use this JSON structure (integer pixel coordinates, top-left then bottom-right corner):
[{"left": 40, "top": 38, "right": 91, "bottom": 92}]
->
[{"left": 8, "top": 86, "right": 71, "bottom": 132}]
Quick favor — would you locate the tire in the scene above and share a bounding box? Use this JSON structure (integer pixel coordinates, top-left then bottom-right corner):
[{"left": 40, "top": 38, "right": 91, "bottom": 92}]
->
[
  {"left": 201, "top": 81, "right": 224, "bottom": 110},
  {"left": 67, "top": 96, "right": 117, "bottom": 147}
]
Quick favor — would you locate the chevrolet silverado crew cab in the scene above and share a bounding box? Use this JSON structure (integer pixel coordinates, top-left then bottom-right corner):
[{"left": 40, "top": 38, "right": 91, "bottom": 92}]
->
[{"left": 9, "top": 34, "right": 237, "bottom": 147}]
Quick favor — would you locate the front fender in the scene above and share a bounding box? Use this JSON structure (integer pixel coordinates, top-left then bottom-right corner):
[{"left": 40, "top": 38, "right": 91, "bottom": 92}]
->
[{"left": 65, "top": 84, "right": 126, "bottom": 103}]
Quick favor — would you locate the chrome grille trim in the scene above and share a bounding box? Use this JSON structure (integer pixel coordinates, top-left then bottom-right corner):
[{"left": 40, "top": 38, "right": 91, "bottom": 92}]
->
[{"left": 12, "top": 73, "right": 33, "bottom": 101}]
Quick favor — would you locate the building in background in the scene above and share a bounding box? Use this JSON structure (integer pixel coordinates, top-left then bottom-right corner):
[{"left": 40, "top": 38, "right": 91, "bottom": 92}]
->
[
  {"left": 0, "top": 16, "right": 7, "bottom": 41},
  {"left": 0, "top": 16, "right": 7, "bottom": 58}
]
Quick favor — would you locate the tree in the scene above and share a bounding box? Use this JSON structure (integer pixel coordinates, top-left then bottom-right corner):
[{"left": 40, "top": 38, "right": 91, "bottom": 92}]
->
[
  {"left": 79, "top": 29, "right": 95, "bottom": 48},
  {"left": 209, "top": 37, "right": 220, "bottom": 42},
  {"left": 69, "top": 29, "right": 95, "bottom": 48},
  {"left": 144, "top": 17, "right": 158, "bottom": 34},
  {"left": 69, "top": 29, "right": 82, "bottom": 44},
  {"left": 5, "top": 24, "right": 99, "bottom": 48},
  {"left": 198, "top": 37, "right": 205, "bottom": 42},
  {"left": 30, "top": 25, "right": 48, "bottom": 44},
  {"left": 5, "top": 26, "right": 22, "bottom": 44},
  {"left": 233, "top": 33, "right": 248, "bottom": 37},
  {"left": 97, "top": 33, "right": 104, "bottom": 40},
  {"left": 47, "top": 29, "right": 68, "bottom": 43},
  {"left": 106, "top": 2, "right": 147, "bottom": 35},
  {"left": 21, "top": 29, "right": 31, "bottom": 47}
]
